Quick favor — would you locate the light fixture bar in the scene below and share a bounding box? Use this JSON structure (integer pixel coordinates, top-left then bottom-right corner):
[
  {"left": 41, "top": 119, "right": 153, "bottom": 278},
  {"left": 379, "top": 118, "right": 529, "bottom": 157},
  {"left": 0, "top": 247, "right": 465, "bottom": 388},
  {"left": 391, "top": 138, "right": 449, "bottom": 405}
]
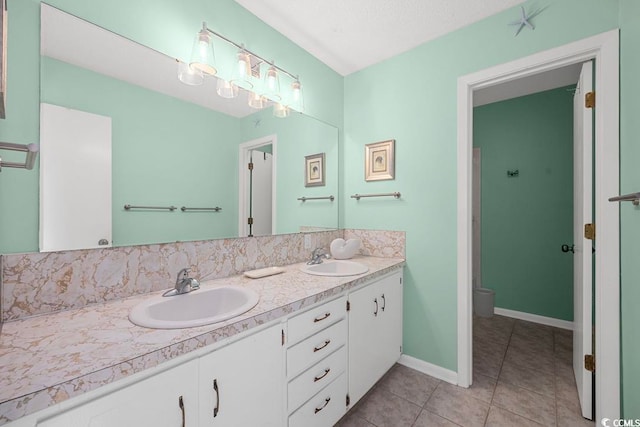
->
[{"left": 201, "top": 24, "right": 299, "bottom": 81}]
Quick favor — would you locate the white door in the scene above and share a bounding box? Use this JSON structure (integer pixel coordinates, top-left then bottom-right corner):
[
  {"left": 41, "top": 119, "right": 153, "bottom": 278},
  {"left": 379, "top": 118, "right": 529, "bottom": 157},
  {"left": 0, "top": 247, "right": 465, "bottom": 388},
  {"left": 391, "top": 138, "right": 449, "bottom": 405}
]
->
[
  {"left": 39, "top": 103, "right": 112, "bottom": 252},
  {"left": 250, "top": 149, "right": 273, "bottom": 236},
  {"left": 573, "top": 61, "right": 593, "bottom": 420}
]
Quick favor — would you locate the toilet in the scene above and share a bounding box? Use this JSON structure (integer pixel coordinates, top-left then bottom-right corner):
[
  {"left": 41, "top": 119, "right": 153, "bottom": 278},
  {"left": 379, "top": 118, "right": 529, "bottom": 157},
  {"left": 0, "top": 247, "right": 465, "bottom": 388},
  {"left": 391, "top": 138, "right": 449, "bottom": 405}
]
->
[{"left": 473, "top": 288, "right": 495, "bottom": 318}]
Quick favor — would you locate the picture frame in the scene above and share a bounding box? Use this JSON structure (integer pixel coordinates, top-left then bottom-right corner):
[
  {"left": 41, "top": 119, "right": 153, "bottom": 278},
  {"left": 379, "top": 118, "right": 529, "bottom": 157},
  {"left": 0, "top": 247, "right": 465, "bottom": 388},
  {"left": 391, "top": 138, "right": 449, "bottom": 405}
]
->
[
  {"left": 304, "top": 152, "right": 325, "bottom": 187},
  {"left": 365, "top": 139, "right": 395, "bottom": 181}
]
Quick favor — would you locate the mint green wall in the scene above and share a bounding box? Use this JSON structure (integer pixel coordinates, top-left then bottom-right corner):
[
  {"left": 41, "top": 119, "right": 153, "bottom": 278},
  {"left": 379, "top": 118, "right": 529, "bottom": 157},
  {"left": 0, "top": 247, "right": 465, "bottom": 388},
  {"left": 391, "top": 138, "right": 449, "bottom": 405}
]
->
[
  {"left": 240, "top": 110, "right": 339, "bottom": 234},
  {"left": 344, "top": 0, "right": 619, "bottom": 371},
  {"left": 474, "top": 87, "right": 574, "bottom": 321},
  {"left": 619, "top": 0, "right": 640, "bottom": 418},
  {"left": 41, "top": 57, "right": 240, "bottom": 246},
  {"left": 0, "top": 0, "right": 344, "bottom": 254}
]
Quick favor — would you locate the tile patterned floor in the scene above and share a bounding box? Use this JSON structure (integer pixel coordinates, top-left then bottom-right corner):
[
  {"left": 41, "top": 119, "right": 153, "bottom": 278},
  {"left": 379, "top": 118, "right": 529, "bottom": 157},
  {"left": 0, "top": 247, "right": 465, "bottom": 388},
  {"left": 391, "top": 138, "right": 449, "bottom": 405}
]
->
[{"left": 335, "top": 315, "right": 595, "bottom": 427}]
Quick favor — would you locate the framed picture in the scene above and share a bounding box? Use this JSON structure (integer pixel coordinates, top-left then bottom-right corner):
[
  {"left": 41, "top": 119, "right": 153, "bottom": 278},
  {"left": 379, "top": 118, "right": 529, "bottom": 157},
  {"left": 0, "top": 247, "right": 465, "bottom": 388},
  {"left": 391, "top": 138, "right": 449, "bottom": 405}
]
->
[
  {"left": 365, "top": 139, "right": 395, "bottom": 181},
  {"left": 305, "top": 152, "right": 325, "bottom": 187}
]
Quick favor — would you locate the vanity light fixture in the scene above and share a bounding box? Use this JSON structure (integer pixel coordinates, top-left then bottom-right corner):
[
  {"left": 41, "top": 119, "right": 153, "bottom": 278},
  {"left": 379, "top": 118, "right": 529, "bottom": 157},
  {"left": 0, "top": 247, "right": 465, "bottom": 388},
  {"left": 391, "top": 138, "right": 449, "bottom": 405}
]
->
[
  {"left": 189, "top": 23, "right": 217, "bottom": 75},
  {"left": 179, "top": 22, "right": 304, "bottom": 116},
  {"left": 273, "top": 102, "right": 290, "bottom": 118},
  {"left": 248, "top": 92, "right": 267, "bottom": 109},
  {"left": 216, "top": 78, "right": 239, "bottom": 99},
  {"left": 177, "top": 60, "right": 204, "bottom": 86}
]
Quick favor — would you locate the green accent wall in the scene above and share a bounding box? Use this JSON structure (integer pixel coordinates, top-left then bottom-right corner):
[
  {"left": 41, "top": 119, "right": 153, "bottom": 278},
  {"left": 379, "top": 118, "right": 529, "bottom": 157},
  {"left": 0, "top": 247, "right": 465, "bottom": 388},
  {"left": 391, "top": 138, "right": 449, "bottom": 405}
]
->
[
  {"left": 473, "top": 87, "right": 574, "bottom": 321},
  {"left": 343, "top": 0, "right": 619, "bottom": 372},
  {"left": 619, "top": 0, "right": 640, "bottom": 417}
]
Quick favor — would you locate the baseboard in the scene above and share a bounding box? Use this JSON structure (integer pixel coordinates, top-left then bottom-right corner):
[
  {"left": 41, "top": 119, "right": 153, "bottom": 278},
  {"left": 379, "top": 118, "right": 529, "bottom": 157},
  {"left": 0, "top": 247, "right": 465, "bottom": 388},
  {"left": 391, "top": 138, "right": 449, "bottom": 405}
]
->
[
  {"left": 398, "top": 354, "right": 458, "bottom": 385},
  {"left": 494, "top": 307, "right": 573, "bottom": 330}
]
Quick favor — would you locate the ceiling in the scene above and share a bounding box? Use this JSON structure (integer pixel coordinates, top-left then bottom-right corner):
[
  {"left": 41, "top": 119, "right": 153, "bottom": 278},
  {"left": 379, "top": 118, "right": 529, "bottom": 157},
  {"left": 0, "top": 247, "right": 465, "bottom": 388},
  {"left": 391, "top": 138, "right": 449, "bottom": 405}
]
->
[{"left": 234, "top": 0, "right": 527, "bottom": 76}]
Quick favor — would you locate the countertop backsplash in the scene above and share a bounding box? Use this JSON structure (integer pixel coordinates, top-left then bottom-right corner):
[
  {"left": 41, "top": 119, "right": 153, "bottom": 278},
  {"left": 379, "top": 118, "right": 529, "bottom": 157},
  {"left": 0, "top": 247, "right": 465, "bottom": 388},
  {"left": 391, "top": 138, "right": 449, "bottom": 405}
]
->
[{"left": 0, "top": 229, "right": 405, "bottom": 322}]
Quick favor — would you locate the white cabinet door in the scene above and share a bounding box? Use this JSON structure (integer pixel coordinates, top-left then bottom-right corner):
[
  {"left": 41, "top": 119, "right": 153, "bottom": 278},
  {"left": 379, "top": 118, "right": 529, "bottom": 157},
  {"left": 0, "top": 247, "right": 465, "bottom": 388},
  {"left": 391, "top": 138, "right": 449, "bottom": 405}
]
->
[
  {"left": 199, "top": 324, "right": 284, "bottom": 427},
  {"left": 348, "top": 271, "right": 403, "bottom": 406},
  {"left": 37, "top": 360, "right": 199, "bottom": 427}
]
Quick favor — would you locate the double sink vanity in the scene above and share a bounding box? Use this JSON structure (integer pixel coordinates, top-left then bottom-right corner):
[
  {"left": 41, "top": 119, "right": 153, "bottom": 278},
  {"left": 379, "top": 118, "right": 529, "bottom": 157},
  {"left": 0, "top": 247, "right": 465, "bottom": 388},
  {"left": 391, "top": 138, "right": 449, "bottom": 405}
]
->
[{"left": 1, "top": 254, "right": 404, "bottom": 426}]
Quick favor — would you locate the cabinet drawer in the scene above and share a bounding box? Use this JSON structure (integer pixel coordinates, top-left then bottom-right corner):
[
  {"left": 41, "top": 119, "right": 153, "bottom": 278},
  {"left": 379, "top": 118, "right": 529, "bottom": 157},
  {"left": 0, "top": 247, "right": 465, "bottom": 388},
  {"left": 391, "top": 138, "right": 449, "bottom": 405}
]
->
[
  {"left": 288, "top": 373, "right": 347, "bottom": 427},
  {"left": 287, "top": 319, "right": 347, "bottom": 378},
  {"left": 287, "top": 296, "right": 346, "bottom": 346},
  {"left": 288, "top": 345, "right": 346, "bottom": 412}
]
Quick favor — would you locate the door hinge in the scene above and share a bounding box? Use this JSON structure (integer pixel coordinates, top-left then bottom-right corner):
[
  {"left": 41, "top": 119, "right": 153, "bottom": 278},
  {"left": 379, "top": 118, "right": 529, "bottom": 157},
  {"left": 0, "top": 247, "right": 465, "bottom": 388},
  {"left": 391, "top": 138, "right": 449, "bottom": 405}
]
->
[
  {"left": 584, "top": 223, "right": 595, "bottom": 240},
  {"left": 346, "top": 394, "right": 350, "bottom": 407},
  {"left": 281, "top": 329, "right": 285, "bottom": 346},
  {"left": 248, "top": 162, "right": 254, "bottom": 170},
  {"left": 400, "top": 277, "right": 402, "bottom": 285},
  {"left": 247, "top": 217, "right": 254, "bottom": 225},
  {"left": 346, "top": 300, "right": 350, "bottom": 312},
  {"left": 585, "top": 354, "right": 595, "bottom": 372},
  {"left": 585, "top": 91, "right": 595, "bottom": 109}
]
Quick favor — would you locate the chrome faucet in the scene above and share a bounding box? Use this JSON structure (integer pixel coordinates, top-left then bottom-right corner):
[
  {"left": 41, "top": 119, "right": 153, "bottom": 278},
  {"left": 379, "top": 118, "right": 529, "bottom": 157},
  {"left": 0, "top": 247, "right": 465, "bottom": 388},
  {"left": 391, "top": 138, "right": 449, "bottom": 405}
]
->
[
  {"left": 307, "top": 247, "right": 330, "bottom": 265},
  {"left": 163, "top": 268, "right": 200, "bottom": 297}
]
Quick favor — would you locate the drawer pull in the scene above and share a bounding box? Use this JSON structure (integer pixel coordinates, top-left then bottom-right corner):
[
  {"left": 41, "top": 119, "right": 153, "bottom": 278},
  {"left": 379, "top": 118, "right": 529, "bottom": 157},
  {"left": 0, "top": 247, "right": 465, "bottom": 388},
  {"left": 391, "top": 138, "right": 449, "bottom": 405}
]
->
[
  {"left": 213, "top": 379, "right": 220, "bottom": 417},
  {"left": 313, "top": 312, "right": 331, "bottom": 323},
  {"left": 374, "top": 297, "right": 379, "bottom": 316},
  {"left": 381, "top": 293, "right": 386, "bottom": 312},
  {"left": 314, "top": 397, "right": 331, "bottom": 414},
  {"left": 313, "top": 368, "right": 331, "bottom": 382},
  {"left": 178, "top": 396, "right": 185, "bottom": 427},
  {"left": 313, "top": 339, "right": 331, "bottom": 352}
]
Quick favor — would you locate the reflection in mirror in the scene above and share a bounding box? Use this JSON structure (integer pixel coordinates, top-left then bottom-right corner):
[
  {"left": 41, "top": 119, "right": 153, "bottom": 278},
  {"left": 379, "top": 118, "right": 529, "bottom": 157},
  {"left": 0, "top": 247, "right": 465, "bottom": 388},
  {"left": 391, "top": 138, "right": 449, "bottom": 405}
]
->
[{"left": 38, "top": 4, "right": 338, "bottom": 252}]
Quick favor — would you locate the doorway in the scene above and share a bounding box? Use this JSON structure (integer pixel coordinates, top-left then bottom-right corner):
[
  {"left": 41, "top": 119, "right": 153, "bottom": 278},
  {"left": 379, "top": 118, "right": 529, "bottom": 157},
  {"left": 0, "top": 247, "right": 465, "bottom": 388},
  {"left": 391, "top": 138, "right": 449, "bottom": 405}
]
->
[
  {"left": 457, "top": 30, "right": 620, "bottom": 421},
  {"left": 238, "top": 135, "right": 277, "bottom": 237}
]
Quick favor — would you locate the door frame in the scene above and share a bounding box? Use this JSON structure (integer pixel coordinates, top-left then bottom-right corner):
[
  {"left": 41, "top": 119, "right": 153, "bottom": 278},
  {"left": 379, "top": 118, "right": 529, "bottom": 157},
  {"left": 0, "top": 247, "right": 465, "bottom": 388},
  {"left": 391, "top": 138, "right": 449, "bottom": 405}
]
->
[
  {"left": 238, "top": 135, "right": 277, "bottom": 237},
  {"left": 456, "top": 30, "right": 619, "bottom": 420}
]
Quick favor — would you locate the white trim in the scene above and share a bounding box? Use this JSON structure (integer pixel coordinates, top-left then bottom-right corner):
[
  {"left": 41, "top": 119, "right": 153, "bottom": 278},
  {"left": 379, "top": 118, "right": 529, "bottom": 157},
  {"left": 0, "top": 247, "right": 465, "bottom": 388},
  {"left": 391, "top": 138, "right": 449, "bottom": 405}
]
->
[
  {"left": 457, "top": 30, "right": 620, "bottom": 420},
  {"left": 238, "top": 135, "right": 278, "bottom": 237},
  {"left": 494, "top": 308, "right": 574, "bottom": 331},
  {"left": 398, "top": 355, "right": 458, "bottom": 385}
]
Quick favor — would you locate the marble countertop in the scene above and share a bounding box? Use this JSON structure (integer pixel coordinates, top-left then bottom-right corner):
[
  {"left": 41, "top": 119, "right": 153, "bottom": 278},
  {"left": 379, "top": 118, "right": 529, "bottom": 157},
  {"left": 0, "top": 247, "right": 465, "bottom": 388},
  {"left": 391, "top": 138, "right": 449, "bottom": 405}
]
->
[{"left": 0, "top": 256, "right": 404, "bottom": 424}]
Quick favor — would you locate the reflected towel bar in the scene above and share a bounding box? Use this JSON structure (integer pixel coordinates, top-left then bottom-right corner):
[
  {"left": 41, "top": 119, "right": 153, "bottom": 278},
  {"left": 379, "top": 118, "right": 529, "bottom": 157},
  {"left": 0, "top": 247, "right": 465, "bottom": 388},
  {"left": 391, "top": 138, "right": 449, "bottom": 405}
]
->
[
  {"left": 608, "top": 192, "right": 640, "bottom": 206},
  {"left": 181, "top": 207, "right": 222, "bottom": 212},
  {"left": 350, "top": 192, "right": 401, "bottom": 200},
  {"left": 124, "top": 204, "right": 177, "bottom": 211},
  {"left": 297, "top": 196, "right": 335, "bottom": 202},
  {"left": 0, "top": 142, "right": 40, "bottom": 171}
]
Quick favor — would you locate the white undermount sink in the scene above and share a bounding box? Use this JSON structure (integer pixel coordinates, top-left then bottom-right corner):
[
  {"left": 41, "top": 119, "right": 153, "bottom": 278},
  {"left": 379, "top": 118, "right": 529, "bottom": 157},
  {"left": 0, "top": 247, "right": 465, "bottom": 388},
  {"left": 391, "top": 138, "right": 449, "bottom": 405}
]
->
[
  {"left": 129, "top": 285, "right": 259, "bottom": 329},
  {"left": 300, "top": 260, "right": 369, "bottom": 277}
]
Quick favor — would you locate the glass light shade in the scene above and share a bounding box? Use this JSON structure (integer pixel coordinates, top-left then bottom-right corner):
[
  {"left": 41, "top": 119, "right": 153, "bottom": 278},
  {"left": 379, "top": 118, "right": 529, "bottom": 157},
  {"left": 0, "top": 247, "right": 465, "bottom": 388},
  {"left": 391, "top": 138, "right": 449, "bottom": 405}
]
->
[
  {"left": 273, "top": 103, "right": 290, "bottom": 118},
  {"left": 216, "top": 79, "right": 239, "bottom": 99},
  {"left": 290, "top": 80, "right": 304, "bottom": 112},
  {"left": 248, "top": 91, "right": 267, "bottom": 109},
  {"left": 230, "top": 50, "right": 254, "bottom": 90},
  {"left": 264, "top": 65, "right": 280, "bottom": 94},
  {"left": 189, "top": 25, "right": 217, "bottom": 76},
  {"left": 177, "top": 60, "right": 204, "bottom": 86}
]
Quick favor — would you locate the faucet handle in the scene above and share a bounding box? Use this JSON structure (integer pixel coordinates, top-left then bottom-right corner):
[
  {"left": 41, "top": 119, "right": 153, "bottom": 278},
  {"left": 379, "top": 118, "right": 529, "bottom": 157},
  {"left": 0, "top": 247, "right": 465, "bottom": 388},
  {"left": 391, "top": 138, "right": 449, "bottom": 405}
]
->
[{"left": 176, "top": 268, "right": 190, "bottom": 283}]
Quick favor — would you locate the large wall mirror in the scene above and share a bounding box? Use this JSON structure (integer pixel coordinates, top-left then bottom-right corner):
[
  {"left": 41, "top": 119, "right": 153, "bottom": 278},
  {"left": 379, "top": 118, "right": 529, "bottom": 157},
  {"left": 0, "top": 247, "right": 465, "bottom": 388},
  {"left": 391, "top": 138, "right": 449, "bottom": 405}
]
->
[{"left": 38, "top": 4, "right": 339, "bottom": 252}]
